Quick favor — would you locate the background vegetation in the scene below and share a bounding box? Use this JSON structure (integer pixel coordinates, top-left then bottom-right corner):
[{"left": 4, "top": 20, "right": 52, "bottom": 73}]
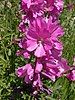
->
[{"left": 0, "top": 0, "right": 75, "bottom": 100}]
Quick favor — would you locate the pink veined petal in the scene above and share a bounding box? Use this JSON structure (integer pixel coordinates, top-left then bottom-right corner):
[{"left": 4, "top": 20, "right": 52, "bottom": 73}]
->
[
  {"left": 27, "top": 0, "right": 31, "bottom": 8},
  {"left": 47, "top": 0, "right": 54, "bottom": 5},
  {"left": 60, "top": 58, "right": 70, "bottom": 71},
  {"left": 54, "top": 42, "right": 63, "bottom": 50},
  {"left": 27, "top": 68, "right": 34, "bottom": 81},
  {"left": 47, "top": 17, "right": 58, "bottom": 33},
  {"left": 51, "top": 48, "right": 62, "bottom": 58},
  {"left": 27, "top": 40, "right": 38, "bottom": 51},
  {"left": 54, "top": 0, "right": 64, "bottom": 11},
  {"left": 36, "top": 17, "right": 42, "bottom": 29},
  {"left": 24, "top": 64, "right": 32, "bottom": 70},
  {"left": 16, "top": 66, "right": 26, "bottom": 78},
  {"left": 34, "top": 44, "right": 46, "bottom": 57},
  {"left": 26, "top": 29, "right": 38, "bottom": 40},
  {"left": 16, "top": 68, "right": 24, "bottom": 77},
  {"left": 35, "top": 60, "right": 43, "bottom": 73},
  {"left": 42, "top": 72, "right": 56, "bottom": 82},
  {"left": 27, "top": 68, "right": 34, "bottom": 76},
  {"left": 44, "top": 40, "right": 53, "bottom": 51},
  {"left": 36, "top": 18, "right": 51, "bottom": 39},
  {"left": 48, "top": 73, "right": 56, "bottom": 82},
  {"left": 22, "top": 0, "right": 31, "bottom": 8},
  {"left": 51, "top": 26, "right": 64, "bottom": 39},
  {"left": 67, "top": 70, "right": 75, "bottom": 81},
  {"left": 36, "top": 0, "right": 44, "bottom": 4},
  {"left": 24, "top": 64, "right": 34, "bottom": 83},
  {"left": 39, "top": 29, "right": 51, "bottom": 39}
]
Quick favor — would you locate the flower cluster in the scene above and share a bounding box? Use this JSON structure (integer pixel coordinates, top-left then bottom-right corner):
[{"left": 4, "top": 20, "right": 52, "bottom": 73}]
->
[
  {"left": 16, "top": 0, "right": 75, "bottom": 95},
  {"left": 21, "top": 0, "right": 64, "bottom": 20}
]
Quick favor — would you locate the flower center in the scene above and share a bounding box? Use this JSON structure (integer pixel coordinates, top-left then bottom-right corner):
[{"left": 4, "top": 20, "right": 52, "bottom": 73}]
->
[{"left": 38, "top": 38, "right": 44, "bottom": 45}]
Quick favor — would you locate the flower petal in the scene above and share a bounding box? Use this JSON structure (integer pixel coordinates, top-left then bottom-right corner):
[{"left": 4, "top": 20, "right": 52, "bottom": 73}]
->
[
  {"left": 44, "top": 39, "right": 53, "bottom": 51},
  {"left": 67, "top": 70, "right": 75, "bottom": 81},
  {"left": 35, "top": 44, "right": 46, "bottom": 57},
  {"left": 51, "top": 26, "right": 64, "bottom": 40},
  {"left": 42, "top": 72, "right": 56, "bottom": 82},
  {"left": 35, "top": 60, "right": 43, "bottom": 73},
  {"left": 54, "top": 42, "right": 63, "bottom": 50},
  {"left": 27, "top": 40, "right": 38, "bottom": 51},
  {"left": 16, "top": 66, "right": 26, "bottom": 78}
]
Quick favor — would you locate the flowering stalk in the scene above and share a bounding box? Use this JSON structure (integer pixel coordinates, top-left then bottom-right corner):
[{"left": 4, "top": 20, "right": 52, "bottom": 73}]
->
[{"left": 15, "top": 0, "right": 75, "bottom": 96}]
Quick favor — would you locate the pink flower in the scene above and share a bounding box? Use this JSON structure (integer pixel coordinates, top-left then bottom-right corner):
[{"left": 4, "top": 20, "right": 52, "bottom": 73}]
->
[
  {"left": 15, "top": 0, "right": 75, "bottom": 95},
  {"left": 67, "top": 70, "right": 75, "bottom": 81},
  {"left": 21, "top": 0, "right": 64, "bottom": 21},
  {"left": 21, "top": 0, "right": 44, "bottom": 20},
  {"left": 66, "top": 57, "right": 75, "bottom": 81},
  {"left": 25, "top": 17, "right": 64, "bottom": 57},
  {"left": 16, "top": 64, "right": 34, "bottom": 83},
  {"left": 16, "top": 38, "right": 31, "bottom": 59},
  {"left": 42, "top": 57, "right": 70, "bottom": 81},
  {"left": 19, "top": 0, "right": 64, "bottom": 33},
  {"left": 44, "top": 0, "right": 64, "bottom": 18}
]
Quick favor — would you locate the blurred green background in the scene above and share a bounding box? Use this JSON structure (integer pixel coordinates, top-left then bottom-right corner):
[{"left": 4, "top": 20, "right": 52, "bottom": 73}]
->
[{"left": 0, "top": 0, "right": 75, "bottom": 100}]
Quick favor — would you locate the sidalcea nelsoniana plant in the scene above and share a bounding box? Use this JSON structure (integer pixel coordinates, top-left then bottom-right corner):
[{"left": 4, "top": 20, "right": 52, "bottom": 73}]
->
[{"left": 15, "top": 0, "right": 75, "bottom": 96}]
